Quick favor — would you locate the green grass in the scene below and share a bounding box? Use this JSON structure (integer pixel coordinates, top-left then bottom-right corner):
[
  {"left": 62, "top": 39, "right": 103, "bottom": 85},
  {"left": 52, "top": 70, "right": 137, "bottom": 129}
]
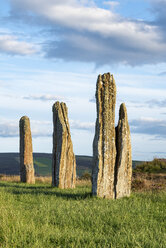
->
[{"left": 0, "top": 182, "right": 165, "bottom": 248}]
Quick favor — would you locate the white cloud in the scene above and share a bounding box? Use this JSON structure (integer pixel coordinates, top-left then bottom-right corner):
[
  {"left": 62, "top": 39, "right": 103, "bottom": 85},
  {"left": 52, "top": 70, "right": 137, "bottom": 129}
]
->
[
  {"left": 0, "top": 119, "right": 52, "bottom": 138},
  {"left": 70, "top": 120, "right": 95, "bottom": 131},
  {"left": 0, "top": 122, "right": 18, "bottom": 137},
  {"left": 103, "top": 1, "right": 120, "bottom": 8},
  {"left": 0, "top": 35, "right": 38, "bottom": 55},
  {"left": 146, "top": 99, "right": 166, "bottom": 108},
  {"left": 23, "top": 94, "right": 69, "bottom": 102}
]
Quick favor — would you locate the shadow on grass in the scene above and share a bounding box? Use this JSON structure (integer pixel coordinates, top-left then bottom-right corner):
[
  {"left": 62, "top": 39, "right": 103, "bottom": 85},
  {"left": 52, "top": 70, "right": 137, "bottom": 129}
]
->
[{"left": 0, "top": 182, "right": 92, "bottom": 200}]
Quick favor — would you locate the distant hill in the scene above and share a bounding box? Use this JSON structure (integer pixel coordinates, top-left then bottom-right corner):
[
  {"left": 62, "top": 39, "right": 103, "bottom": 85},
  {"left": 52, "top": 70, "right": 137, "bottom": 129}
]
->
[
  {"left": 0, "top": 153, "right": 92, "bottom": 177},
  {"left": 0, "top": 153, "right": 142, "bottom": 177}
]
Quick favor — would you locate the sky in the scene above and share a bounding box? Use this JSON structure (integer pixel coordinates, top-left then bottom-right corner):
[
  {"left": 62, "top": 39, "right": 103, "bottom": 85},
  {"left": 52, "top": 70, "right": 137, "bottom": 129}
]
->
[{"left": 1, "top": 0, "right": 166, "bottom": 160}]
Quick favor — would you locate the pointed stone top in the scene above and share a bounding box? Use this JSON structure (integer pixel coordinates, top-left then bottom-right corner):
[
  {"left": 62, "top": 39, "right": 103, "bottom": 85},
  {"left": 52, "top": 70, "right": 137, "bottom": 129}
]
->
[
  {"left": 119, "top": 103, "right": 128, "bottom": 120},
  {"left": 52, "top": 101, "right": 69, "bottom": 135},
  {"left": 98, "top": 73, "right": 114, "bottom": 82},
  {"left": 52, "top": 101, "right": 67, "bottom": 112},
  {"left": 19, "top": 116, "right": 30, "bottom": 131},
  {"left": 20, "top": 116, "right": 29, "bottom": 121},
  {"left": 97, "top": 73, "right": 116, "bottom": 90}
]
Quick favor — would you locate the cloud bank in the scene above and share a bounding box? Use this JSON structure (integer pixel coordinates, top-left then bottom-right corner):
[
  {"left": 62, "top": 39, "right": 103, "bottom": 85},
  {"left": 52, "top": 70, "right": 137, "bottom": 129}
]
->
[
  {"left": 2, "top": 116, "right": 166, "bottom": 139},
  {"left": 0, "top": 118, "right": 95, "bottom": 138},
  {"left": 7, "top": 0, "right": 166, "bottom": 66},
  {"left": 130, "top": 117, "right": 166, "bottom": 137}
]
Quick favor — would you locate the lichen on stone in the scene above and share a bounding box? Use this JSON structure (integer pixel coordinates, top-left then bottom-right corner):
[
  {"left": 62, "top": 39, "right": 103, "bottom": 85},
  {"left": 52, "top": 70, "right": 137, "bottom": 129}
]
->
[
  {"left": 92, "top": 73, "right": 116, "bottom": 199},
  {"left": 115, "top": 103, "right": 132, "bottom": 198},
  {"left": 19, "top": 116, "right": 35, "bottom": 184},
  {"left": 92, "top": 73, "right": 132, "bottom": 199},
  {"left": 52, "top": 102, "right": 76, "bottom": 189}
]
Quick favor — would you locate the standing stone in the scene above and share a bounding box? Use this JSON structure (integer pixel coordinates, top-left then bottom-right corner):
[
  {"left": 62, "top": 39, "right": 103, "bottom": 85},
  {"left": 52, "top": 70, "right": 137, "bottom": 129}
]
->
[
  {"left": 52, "top": 102, "right": 76, "bottom": 189},
  {"left": 92, "top": 73, "right": 117, "bottom": 198},
  {"left": 19, "top": 116, "right": 35, "bottom": 184},
  {"left": 115, "top": 103, "right": 132, "bottom": 198}
]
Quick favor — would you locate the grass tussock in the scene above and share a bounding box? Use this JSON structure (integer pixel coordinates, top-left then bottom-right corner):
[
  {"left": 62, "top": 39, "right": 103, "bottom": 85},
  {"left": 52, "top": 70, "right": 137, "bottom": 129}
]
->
[
  {"left": 0, "top": 175, "right": 53, "bottom": 184},
  {"left": 0, "top": 175, "right": 91, "bottom": 187},
  {"left": 0, "top": 174, "right": 20, "bottom": 182},
  {"left": 1, "top": 172, "right": 166, "bottom": 192},
  {"left": 132, "top": 172, "right": 166, "bottom": 191}
]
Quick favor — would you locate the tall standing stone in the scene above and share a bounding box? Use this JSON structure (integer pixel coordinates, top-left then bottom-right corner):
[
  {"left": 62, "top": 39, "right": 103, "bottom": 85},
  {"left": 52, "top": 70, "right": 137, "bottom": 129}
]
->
[
  {"left": 92, "top": 73, "right": 117, "bottom": 198},
  {"left": 19, "top": 116, "right": 35, "bottom": 184},
  {"left": 115, "top": 103, "right": 132, "bottom": 198},
  {"left": 52, "top": 102, "right": 76, "bottom": 189}
]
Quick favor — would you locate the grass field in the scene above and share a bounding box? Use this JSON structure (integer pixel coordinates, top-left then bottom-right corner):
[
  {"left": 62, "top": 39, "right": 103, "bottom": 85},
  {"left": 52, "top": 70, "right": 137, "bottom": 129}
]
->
[{"left": 0, "top": 181, "right": 165, "bottom": 248}]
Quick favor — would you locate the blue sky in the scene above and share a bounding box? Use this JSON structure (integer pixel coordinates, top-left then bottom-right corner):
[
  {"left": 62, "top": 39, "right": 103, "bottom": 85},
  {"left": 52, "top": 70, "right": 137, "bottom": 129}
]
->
[{"left": 1, "top": 0, "right": 166, "bottom": 160}]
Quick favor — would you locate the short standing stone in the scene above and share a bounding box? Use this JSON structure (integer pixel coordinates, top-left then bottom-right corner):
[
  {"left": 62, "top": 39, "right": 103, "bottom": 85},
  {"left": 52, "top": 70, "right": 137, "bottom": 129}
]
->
[
  {"left": 115, "top": 103, "right": 132, "bottom": 198},
  {"left": 92, "top": 73, "right": 117, "bottom": 198},
  {"left": 52, "top": 102, "right": 76, "bottom": 189},
  {"left": 19, "top": 116, "right": 35, "bottom": 184}
]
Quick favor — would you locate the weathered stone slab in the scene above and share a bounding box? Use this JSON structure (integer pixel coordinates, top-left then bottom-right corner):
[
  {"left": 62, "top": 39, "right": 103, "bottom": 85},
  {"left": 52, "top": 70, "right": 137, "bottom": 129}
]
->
[
  {"left": 52, "top": 102, "right": 76, "bottom": 189},
  {"left": 92, "top": 73, "right": 117, "bottom": 198},
  {"left": 115, "top": 103, "right": 132, "bottom": 198},
  {"left": 19, "top": 116, "right": 35, "bottom": 184}
]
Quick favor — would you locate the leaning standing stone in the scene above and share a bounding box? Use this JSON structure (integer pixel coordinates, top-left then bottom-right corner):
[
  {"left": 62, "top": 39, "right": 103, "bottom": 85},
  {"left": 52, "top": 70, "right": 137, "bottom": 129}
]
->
[
  {"left": 92, "top": 73, "right": 117, "bottom": 198},
  {"left": 52, "top": 102, "right": 76, "bottom": 189},
  {"left": 19, "top": 116, "right": 35, "bottom": 184},
  {"left": 115, "top": 103, "right": 132, "bottom": 198}
]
